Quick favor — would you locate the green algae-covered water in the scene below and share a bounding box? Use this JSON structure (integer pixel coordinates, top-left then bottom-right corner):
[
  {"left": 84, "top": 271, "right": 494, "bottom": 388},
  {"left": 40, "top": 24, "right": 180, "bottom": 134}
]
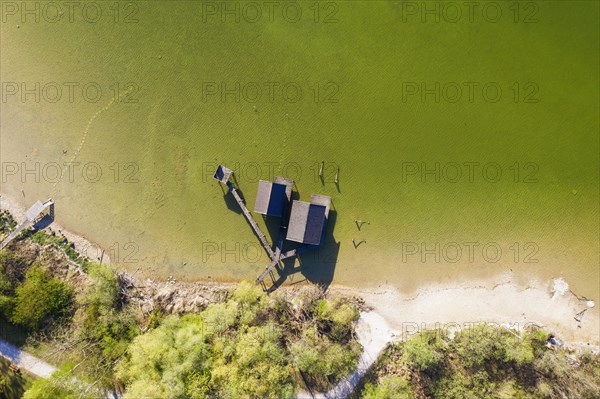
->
[{"left": 1, "top": 1, "right": 598, "bottom": 298}]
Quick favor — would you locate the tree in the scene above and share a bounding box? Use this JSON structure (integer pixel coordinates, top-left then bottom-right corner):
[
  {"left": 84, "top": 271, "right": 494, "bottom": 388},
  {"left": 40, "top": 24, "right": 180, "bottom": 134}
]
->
[
  {"left": 10, "top": 265, "right": 72, "bottom": 330},
  {"left": 116, "top": 315, "right": 211, "bottom": 399},
  {"left": 403, "top": 332, "right": 444, "bottom": 372}
]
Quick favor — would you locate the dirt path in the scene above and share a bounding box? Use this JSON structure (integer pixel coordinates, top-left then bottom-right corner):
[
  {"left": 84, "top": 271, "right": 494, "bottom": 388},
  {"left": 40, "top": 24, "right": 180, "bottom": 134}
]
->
[
  {"left": 0, "top": 338, "right": 120, "bottom": 398},
  {"left": 0, "top": 338, "right": 57, "bottom": 378}
]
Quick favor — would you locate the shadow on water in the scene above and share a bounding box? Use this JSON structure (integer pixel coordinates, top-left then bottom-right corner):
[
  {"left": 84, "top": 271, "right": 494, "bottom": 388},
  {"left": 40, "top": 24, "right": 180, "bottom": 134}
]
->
[
  {"left": 264, "top": 210, "right": 339, "bottom": 293},
  {"left": 222, "top": 187, "right": 242, "bottom": 215},
  {"left": 32, "top": 213, "right": 54, "bottom": 230},
  {"left": 263, "top": 216, "right": 282, "bottom": 245}
]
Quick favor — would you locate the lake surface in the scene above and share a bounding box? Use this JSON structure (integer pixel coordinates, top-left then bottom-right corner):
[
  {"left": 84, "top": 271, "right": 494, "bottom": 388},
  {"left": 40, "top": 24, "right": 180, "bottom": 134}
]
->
[{"left": 1, "top": 1, "right": 598, "bottom": 298}]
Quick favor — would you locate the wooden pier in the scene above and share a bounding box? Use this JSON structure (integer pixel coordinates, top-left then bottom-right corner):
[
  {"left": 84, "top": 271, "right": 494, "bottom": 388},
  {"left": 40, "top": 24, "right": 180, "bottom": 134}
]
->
[
  {"left": 214, "top": 165, "right": 330, "bottom": 289},
  {"left": 256, "top": 257, "right": 280, "bottom": 284},
  {"left": 229, "top": 187, "right": 275, "bottom": 259}
]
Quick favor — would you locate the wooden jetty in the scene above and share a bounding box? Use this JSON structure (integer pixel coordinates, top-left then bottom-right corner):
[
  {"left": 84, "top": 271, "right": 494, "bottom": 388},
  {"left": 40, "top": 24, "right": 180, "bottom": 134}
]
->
[
  {"left": 229, "top": 187, "right": 275, "bottom": 259},
  {"left": 214, "top": 165, "right": 332, "bottom": 289},
  {"left": 256, "top": 257, "right": 280, "bottom": 284},
  {"left": 0, "top": 199, "right": 53, "bottom": 250}
]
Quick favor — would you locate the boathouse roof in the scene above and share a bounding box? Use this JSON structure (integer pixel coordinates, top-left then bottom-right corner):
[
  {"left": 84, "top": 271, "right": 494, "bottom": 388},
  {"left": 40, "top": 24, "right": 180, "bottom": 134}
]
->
[
  {"left": 213, "top": 165, "right": 233, "bottom": 184},
  {"left": 286, "top": 194, "right": 331, "bottom": 245},
  {"left": 253, "top": 177, "right": 293, "bottom": 217}
]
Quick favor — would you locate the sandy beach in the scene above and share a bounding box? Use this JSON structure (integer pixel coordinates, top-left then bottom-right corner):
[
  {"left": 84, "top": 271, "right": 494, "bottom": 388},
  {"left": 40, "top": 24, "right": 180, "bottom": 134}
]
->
[{"left": 2, "top": 193, "right": 598, "bottom": 351}]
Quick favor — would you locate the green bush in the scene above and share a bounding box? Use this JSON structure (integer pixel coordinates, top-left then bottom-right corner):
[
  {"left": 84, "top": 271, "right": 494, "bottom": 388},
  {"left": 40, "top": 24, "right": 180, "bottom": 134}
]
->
[
  {"left": 403, "top": 332, "right": 444, "bottom": 372},
  {"left": 290, "top": 325, "right": 360, "bottom": 391},
  {"left": 116, "top": 314, "right": 210, "bottom": 399},
  {"left": 79, "top": 264, "right": 138, "bottom": 384},
  {"left": 10, "top": 265, "right": 72, "bottom": 330},
  {"left": 454, "top": 324, "right": 504, "bottom": 368},
  {"left": 118, "top": 314, "right": 295, "bottom": 399},
  {"left": 315, "top": 297, "right": 359, "bottom": 341},
  {"left": 360, "top": 324, "right": 600, "bottom": 399}
]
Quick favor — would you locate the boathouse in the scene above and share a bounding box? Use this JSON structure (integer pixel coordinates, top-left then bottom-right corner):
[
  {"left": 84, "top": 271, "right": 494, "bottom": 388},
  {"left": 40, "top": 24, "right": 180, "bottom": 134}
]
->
[
  {"left": 253, "top": 177, "right": 293, "bottom": 217},
  {"left": 213, "top": 164, "right": 333, "bottom": 286},
  {"left": 286, "top": 194, "right": 331, "bottom": 245}
]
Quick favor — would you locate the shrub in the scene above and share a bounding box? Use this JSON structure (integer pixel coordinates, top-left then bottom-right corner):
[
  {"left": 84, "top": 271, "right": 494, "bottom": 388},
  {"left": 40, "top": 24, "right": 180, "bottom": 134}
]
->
[
  {"left": 403, "top": 332, "right": 444, "bottom": 372},
  {"left": 118, "top": 285, "right": 361, "bottom": 398},
  {"left": 290, "top": 325, "right": 360, "bottom": 391},
  {"left": 10, "top": 265, "right": 72, "bottom": 329},
  {"left": 503, "top": 333, "right": 534, "bottom": 365},
  {"left": 116, "top": 314, "right": 210, "bottom": 399},
  {"left": 315, "top": 296, "right": 359, "bottom": 340},
  {"left": 454, "top": 324, "right": 504, "bottom": 368}
]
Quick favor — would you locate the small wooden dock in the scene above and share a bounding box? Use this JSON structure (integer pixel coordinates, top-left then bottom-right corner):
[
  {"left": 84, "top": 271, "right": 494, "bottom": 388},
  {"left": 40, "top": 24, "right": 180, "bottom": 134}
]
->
[{"left": 0, "top": 199, "right": 53, "bottom": 250}]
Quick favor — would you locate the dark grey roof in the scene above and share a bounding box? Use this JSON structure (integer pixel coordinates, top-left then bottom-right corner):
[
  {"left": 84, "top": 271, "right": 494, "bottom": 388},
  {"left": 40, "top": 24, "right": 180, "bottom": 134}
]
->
[
  {"left": 286, "top": 196, "right": 330, "bottom": 245},
  {"left": 213, "top": 165, "right": 232, "bottom": 183},
  {"left": 253, "top": 178, "right": 293, "bottom": 217}
]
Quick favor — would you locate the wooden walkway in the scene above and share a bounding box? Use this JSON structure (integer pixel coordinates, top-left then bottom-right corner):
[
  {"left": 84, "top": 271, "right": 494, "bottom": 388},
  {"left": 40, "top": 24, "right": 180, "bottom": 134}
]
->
[
  {"left": 0, "top": 199, "right": 53, "bottom": 250},
  {"left": 255, "top": 202, "right": 291, "bottom": 284},
  {"left": 256, "top": 257, "right": 280, "bottom": 284},
  {"left": 230, "top": 188, "right": 275, "bottom": 259}
]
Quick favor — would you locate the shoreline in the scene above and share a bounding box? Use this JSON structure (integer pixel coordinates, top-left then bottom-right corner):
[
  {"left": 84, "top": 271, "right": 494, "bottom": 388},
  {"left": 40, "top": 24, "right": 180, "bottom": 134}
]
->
[
  {"left": 332, "top": 278, "right": 599, "bottom": 350},
  {"left": 2, "top": 194, "right": 598, "bottom": 351}
]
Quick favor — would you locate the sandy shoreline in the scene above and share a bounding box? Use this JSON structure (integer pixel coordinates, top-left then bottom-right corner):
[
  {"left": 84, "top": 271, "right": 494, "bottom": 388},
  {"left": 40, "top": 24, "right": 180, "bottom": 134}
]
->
[
  {"left": 333, "top": 278, "right": 599, "bottom": 350},
  {"left": 2, "top": 193, "right": 598, "bottom": 351}
]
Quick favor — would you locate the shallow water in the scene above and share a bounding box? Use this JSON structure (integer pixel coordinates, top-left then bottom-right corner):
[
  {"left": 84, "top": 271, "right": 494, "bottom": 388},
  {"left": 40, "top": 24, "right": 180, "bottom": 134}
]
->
[{"left": 1, "top": 1, "right": 598, "bottom": 298}]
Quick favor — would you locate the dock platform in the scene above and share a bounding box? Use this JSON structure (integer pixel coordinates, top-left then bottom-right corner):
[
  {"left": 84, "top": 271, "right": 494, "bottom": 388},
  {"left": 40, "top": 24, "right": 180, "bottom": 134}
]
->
[{"left": 0, "top": 199, "right": 54, "bottom": 250}]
